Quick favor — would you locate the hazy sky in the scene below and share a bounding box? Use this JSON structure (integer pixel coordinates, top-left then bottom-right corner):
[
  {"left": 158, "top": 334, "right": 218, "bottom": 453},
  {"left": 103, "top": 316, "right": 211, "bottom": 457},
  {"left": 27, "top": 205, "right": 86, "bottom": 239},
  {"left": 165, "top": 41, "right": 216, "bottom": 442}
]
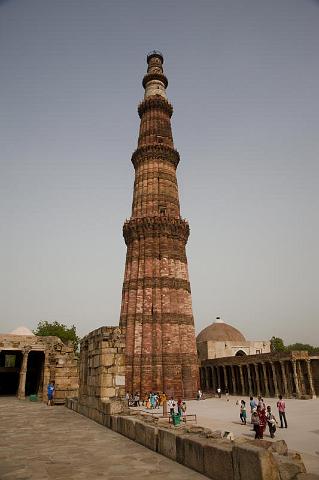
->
[{"left": 1, "top": 0, "right": 318, "bottom": 345}]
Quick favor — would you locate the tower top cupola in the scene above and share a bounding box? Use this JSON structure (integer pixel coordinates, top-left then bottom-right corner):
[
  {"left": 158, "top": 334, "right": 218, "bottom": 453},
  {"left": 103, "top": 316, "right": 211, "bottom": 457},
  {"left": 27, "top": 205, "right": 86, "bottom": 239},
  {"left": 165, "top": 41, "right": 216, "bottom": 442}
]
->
[{"left": 143, "top": 50, "right": 168, "bottom": 99}]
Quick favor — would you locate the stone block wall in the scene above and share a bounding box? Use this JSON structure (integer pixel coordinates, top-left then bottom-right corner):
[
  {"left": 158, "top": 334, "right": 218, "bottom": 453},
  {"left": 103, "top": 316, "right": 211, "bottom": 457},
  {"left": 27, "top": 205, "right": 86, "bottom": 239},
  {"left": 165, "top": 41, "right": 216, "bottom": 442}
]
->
[
  {"left": 78, "top": 326, "right": 126, "bottom": 407},
  {"left": 65, "top": 398, "right": 314, "bottom": 480}
]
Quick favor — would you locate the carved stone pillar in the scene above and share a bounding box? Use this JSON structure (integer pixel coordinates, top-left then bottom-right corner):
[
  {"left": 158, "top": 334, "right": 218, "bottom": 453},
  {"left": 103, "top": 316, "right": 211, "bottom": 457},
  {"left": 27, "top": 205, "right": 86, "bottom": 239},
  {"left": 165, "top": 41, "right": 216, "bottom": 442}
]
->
[
  {"left": 292, "top": 360, "right": 301, "bottom": 398},
  {"left": 223, "top": 366, "right": 228, "bottom": 389},
  {"left": 212, "top": 366, "right": 217, "bottom": 393},
  {"left": 306, "top": 360, "right": 316, "bottom": 398},
  {"left": 280, "top": 361, "right": 289, "bottom": 397},
  {"left": 239, "top": 365, "right": 245, "bottom": 396},
  {"left": 261, "top": 363, "right": 270, "bottom": 397},
  {"left": 42, "top": 353, "right": 51, "bottom": 402},
  {"left": 247, "top": 364, "right": 253, "bottom": 395},
  {"left": 297, "top": 361, "right": 305, "bottom": 395},
  {"left": 254, "top": 363, "right": 261, "bottom": 397},
  {"left": 271, "top": 362, "right": 279, "bottom": 396},
  {"left": 18, "top": 348, "right": 30, "bottom": 399},
  {"left": 231, "top": 365, "right": 237, "bottom": 395},
  {"left": 217, "top": 366, "right": 221, "bottom": 390}
]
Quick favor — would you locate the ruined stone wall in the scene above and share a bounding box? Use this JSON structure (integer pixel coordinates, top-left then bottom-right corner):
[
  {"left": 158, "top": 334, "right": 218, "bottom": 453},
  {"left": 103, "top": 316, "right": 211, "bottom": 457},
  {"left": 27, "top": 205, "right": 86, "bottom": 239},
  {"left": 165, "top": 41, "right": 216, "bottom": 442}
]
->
[
  {"left": 0, "top": 334, "right": 78, "bottom": 402},
  {"left": 78, "top": 326, "right": 126, "bottom": 409}
]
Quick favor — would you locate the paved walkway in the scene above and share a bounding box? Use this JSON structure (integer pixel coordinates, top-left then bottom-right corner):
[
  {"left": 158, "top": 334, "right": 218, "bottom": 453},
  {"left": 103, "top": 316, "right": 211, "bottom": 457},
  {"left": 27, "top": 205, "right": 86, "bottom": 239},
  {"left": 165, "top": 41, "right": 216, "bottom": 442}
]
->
[{"left": 0, "top": 397, "right": 206, "bottom": 480}]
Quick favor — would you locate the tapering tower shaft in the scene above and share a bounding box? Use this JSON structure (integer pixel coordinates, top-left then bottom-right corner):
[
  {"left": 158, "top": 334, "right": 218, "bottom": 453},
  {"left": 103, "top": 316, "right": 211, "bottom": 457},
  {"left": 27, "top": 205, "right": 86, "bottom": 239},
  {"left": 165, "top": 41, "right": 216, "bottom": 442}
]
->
[{"left": 120, "top": 52, "right": 199, "bottom": 398}]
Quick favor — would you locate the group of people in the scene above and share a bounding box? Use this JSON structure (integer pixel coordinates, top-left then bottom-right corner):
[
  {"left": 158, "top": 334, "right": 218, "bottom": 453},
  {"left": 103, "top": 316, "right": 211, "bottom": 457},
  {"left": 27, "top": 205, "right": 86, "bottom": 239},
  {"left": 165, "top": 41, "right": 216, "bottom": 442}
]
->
[
  {"left": 239, "top": 394, "right": 288, "bottom": 439},
  {"left": 167, "top": 397, "right": 187, "bottom": 418},
  {"left": 126, "top": 391, "right": 168, "bottom": 409},
  {"left": 126, "top": 391, "right": 187, "bottom": 420}
]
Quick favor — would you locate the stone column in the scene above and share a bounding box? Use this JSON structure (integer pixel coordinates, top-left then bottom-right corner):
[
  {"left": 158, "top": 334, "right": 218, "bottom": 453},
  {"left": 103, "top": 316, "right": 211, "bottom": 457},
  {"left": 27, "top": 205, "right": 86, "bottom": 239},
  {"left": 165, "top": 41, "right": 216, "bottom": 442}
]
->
[
  {"left": 247, "top": 364, "right": 253, "bottom": 395},
  {"left": 306, "top": 360, "right": 316, "bottom": 398},
  {"left": 271, "top": 362, "right": 279, "bottom": 397},
  {"left": 212, "top": 366, "right": 217, "bottom": 393},
  {"left": 231, "top": 365, "right": 237, "bottom": 395},
  {"left": 297, "top": 361, "right": 305, "bottom": 395},
  {"left": 217, "top": 366, "right": 221, "bottom": 390},
  {"left": 18, "top": 348, "right": 30, "bottom": 399},
  {"left": 280, "top": 361, "right": 289, "bottom": 397},
  {"left": 223, "top": 366, "right": 228, "bottom": 389},
  {"left": 239, "top": 365, "right": 245, "bottom": 396},
  {"left": 292, "top": 360, "right": 301, "bottom": 398},
  {"left": 261, "top": 363, "right": 270, "bottom": 397},
  {"left": 254, "top": 363, "right": 261, "bottom": 397},
  {"left": 42, "top": 353, "right": 51, "bottom": 402}
]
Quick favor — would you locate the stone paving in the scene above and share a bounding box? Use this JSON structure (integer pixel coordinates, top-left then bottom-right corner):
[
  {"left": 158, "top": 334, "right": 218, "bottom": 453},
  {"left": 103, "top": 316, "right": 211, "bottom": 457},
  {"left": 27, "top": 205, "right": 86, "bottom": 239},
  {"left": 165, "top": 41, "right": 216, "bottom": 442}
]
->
[{"left": 0, "top": 397, "right": 206, "bottom": 480}]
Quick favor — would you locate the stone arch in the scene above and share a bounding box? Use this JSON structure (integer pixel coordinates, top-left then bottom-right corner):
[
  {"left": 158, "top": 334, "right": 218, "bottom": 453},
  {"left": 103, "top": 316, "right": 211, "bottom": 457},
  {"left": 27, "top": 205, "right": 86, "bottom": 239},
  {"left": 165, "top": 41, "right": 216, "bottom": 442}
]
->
[{"left": 235, "top": 350, "right": 246, "bottom": 356}]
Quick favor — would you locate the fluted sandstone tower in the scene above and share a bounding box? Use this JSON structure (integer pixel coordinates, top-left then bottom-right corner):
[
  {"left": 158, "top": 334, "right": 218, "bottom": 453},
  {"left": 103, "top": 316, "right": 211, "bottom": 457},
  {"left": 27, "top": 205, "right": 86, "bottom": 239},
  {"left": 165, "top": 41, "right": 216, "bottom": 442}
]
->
[{"left": 119, "top": 51, "right": 199, "bottom": 398}]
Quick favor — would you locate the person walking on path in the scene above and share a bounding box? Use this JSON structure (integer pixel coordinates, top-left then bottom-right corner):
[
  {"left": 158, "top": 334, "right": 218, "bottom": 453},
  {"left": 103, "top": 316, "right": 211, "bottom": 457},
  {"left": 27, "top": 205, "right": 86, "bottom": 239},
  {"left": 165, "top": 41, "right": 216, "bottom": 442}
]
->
[
  {"left": 240, "top": 400, "right": 247, "bottom": 425},
  {"left": 47, "top": 381, "right": 55, "bottom": 406},
  {"left": 277, "top": 395, "right": 288, "bottom": 428},
  {"left": 266, "top": 405, "right": 277, "bottom": 438}
]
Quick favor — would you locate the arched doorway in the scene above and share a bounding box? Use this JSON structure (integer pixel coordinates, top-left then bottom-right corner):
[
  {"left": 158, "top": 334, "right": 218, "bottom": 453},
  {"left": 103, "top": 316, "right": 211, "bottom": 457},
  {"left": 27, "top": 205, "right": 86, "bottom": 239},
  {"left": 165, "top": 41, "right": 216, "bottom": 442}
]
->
[{"left": 235, "top": 350, "right": 246, "bottom": 356}]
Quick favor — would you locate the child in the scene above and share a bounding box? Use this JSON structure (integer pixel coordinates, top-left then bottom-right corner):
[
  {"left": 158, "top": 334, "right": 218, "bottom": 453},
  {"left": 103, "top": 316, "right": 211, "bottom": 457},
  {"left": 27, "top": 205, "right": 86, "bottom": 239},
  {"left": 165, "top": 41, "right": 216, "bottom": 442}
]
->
[
  {"left": 240, "top": 400, "right": 247, "bottom": 425},
  {"left": 266, "top": 405, "right": 277, "bottom": 438},
  {"left": 251, "top": 409, "right": 260, "bottom": 439}
]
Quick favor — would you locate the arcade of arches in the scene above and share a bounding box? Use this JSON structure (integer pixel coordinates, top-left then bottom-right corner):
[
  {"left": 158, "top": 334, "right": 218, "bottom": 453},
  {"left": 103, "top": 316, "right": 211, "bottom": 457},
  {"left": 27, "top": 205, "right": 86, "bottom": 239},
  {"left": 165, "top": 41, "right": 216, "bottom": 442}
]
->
[{"left": 200, "top": 351, "right": 319, "bottom": 399}]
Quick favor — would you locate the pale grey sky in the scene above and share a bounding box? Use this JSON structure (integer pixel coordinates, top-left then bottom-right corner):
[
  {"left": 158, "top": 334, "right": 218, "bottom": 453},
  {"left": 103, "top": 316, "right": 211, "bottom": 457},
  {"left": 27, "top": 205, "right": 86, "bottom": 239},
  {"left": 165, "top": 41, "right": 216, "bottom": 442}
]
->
[{"left": 1, "top": 0, "right": 318, "bottom": 345}]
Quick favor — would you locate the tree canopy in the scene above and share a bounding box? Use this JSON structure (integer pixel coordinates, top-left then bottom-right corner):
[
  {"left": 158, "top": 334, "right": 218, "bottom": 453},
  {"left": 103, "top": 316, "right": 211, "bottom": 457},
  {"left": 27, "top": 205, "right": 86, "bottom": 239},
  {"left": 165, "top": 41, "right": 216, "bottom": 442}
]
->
[
  {"left": 270, "top": 336, "right": 319, "bottom": 354},
  {"left": 270, "top": 336, "right": 286, "bottom": 352},
  {"left": 33, "top": 321, "right": 80, "bottom": 351}
]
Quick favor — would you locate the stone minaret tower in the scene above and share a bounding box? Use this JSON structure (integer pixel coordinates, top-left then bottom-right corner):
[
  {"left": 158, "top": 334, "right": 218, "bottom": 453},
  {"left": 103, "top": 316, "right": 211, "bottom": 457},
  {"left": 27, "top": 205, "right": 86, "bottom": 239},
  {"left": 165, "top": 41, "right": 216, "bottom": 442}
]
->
[{"left": 119, "top": 51, "right": 199, "bottom": 398}]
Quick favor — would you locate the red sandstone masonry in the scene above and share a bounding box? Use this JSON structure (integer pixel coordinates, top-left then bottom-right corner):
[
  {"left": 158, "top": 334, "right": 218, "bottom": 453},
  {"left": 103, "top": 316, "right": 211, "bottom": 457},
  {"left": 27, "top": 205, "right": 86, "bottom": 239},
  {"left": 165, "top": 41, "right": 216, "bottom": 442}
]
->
[{"left": 119, "top": 53, "right": 199, "bottom": 398}]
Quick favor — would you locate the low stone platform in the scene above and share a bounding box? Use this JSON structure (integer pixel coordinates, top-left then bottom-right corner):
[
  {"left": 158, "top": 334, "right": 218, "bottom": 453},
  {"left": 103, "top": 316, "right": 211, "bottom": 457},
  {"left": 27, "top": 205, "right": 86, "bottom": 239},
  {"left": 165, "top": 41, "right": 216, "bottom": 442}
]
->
[{"left": 0, "top": 397, "right": 205, "bottom": 480}]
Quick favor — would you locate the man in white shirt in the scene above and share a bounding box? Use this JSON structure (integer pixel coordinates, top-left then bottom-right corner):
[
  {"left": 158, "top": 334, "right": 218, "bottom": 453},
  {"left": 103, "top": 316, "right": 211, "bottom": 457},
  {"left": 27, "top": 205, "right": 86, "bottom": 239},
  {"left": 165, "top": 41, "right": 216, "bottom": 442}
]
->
[{"left": 167, "top": 397, "right": 175, "bottom": 416}]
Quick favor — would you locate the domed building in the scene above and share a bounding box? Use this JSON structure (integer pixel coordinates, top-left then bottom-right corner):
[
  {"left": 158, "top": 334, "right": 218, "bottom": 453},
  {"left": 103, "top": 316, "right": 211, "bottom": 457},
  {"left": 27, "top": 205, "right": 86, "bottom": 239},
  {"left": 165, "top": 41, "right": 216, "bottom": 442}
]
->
[{"left": 197, "top": 317, "right": 270, "bottom": 362}]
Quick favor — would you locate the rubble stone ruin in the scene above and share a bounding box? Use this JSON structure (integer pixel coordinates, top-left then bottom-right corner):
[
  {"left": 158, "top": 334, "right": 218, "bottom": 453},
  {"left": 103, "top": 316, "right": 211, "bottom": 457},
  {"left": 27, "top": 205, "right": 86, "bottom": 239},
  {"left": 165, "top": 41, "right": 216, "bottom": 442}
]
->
[
  {"left": 0, "top": 327, "right": 78, "bottom": 403},
  {"left": 119, "top": 51, "right": 199, "bottom": 398}
]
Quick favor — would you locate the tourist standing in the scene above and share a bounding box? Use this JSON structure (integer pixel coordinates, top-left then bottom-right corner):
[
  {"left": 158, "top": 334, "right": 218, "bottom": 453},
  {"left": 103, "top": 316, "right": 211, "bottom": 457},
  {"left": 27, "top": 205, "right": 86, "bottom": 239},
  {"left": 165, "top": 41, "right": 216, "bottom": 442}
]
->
[
  {"left": 251, "top": 410, "right": 260, "bottom": 439},
  {"left": 257, "top": 405, "right": 266, "bottom": 439},
  {"left": 47, "top": 381, "right": 55, "bottom": 406},
  {"left": 258, "top": 396, "right": 266, "bottom": 411},
  {"left": 177, "top": 398, "right": 182, "bottom": 415},
  {"left": 197, "top": 389, "right": 202, "bottom": 400},
  {"left": 266, "top": 405, "right": 277, "bottom": 438},
  {"left": 181, "top": 401, "right": 187, "bottom": 422},
  {"left": 217, "top": 387, "right": 221, "bottom": 398},
  {"left": 240, "top": 400, "right": 247, "bottom": 425},
  {"left": 167, "top": 397, "right": 175, "bottom": 417},
  {"left": 277, "top": 395, "right": 288, "bottom": 428},
  {"left": 249, "top": 396, "right": 257, "bottom": 423},
  {"left": 225, "top": 387, "right": 229, "bottom": 401}
]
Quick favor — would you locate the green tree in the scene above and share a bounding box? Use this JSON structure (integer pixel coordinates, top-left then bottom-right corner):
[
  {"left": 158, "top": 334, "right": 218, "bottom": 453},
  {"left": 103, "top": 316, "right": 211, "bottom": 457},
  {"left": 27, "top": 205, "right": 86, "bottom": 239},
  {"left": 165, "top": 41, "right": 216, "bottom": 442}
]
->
[
  {"left": 270, "top": 336, "right": 286, "bottom": 352},
  {"left": 33, "top": 321, "right": 80, "bottom": 351},
  {"left": 285, "top": 343, "right": 319, "bottom": 354}
]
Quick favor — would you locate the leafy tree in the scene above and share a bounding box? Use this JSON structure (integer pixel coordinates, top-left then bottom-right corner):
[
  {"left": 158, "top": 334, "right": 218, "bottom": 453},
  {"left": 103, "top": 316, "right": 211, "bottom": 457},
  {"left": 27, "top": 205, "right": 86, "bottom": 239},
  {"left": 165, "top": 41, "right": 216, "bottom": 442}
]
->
[
  {"left": 270, "top": 336, "right": 286, "bottom": 352},
  {"left": 286, "top": 343, "right": 319, "bottom": 354},
  {"left": 33, "top": 321, "right": 80, "bottom": 351}
]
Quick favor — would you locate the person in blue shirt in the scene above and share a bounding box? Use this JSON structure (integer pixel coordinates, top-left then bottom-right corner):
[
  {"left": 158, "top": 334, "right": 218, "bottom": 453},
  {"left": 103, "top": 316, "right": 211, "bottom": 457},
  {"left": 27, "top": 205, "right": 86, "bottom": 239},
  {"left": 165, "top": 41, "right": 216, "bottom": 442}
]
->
[{"left": 47, "top": 381, "right": 55, "bottom": 406}]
